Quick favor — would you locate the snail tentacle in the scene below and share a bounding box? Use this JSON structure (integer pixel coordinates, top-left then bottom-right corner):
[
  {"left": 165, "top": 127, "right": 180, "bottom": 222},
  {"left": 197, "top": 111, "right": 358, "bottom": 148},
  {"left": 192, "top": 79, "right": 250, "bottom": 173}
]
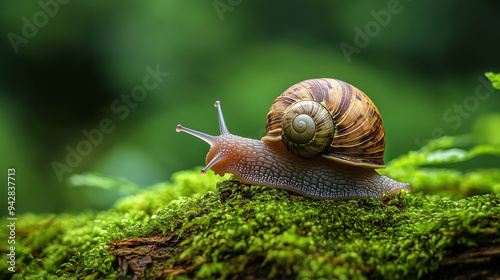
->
[
  {"left": 177, "top": 102, "right": 232, "bottom": 175},
  {"left": 176, "top": 124, "right": 216, "bottom": 145},
  {"left": 215, "top": 101, "right": 229, "bottom": 135},
  {"left": 201, "top": 152, "right": 224, "bottom": 175}
]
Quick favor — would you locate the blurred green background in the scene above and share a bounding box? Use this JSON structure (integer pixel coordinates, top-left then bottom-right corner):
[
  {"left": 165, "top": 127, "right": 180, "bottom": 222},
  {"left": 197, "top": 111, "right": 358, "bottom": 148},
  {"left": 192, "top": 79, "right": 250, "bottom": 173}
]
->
[{"left": 1, "top": 1, "right": 499, "bottom": 213}]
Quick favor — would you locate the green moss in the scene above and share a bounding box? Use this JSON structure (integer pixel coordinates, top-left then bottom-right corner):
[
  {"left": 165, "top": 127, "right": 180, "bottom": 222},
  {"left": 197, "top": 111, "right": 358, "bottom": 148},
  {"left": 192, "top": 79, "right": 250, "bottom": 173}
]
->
[
  {"left": 1, "top": 73, "right": 499, "bottom": 278},
  {"left": 164, "top": 183, "right": 499, "bottom": 279},
  {"left": 380, "top": 115, "right": 500, "bottom": 197},
  {"left": 0, "top": 169, "right": 228, "bottom": 279},
  {"left": 3, "top": 169, "right": 499, "bottom": 279},
  {"left": 485, "top": 72, "right": 500, "bottom": 90}
]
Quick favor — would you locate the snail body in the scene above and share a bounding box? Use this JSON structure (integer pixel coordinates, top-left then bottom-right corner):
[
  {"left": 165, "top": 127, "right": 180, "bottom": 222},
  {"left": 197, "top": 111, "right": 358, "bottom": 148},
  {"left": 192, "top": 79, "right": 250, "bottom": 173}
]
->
[{"left": 176, "top": 78, "right": 411, "bottom": 200}]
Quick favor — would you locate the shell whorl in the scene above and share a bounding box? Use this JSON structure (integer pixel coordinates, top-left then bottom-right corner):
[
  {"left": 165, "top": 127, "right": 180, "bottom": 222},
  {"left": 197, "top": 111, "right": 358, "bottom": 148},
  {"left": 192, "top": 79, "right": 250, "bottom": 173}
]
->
[
  {"left": 281, "top": 101, "right": 334, "bottom": 159},
  {"left": 262, "top": 78, "right": 386, "bottom": 168}
]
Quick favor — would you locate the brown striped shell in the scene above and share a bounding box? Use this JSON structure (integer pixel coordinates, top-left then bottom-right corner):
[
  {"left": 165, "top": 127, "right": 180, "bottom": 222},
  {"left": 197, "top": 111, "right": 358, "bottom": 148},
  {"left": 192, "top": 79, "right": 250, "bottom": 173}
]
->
[{"left": 261, "top": 78, "right": 386, "bottom": 168}]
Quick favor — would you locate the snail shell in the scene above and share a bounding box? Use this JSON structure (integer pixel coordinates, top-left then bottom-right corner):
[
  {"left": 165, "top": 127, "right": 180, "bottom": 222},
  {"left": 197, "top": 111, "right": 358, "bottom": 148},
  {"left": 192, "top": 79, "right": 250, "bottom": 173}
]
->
[
  {"left": 262, "top": 78, "right": 385, "bottom": 168},
  {"left": 176, "top": 78, "right": 411, "bottom": 200}
]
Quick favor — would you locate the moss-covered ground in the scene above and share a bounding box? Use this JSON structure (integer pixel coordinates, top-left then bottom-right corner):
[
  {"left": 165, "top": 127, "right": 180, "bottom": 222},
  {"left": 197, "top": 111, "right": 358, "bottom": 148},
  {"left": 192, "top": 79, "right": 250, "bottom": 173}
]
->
[
  {"left": 1, "top": 73, "right": 499, "bottom": 279},
  {"left": 1, "top": 169, "right": 499, "bottom": 280}
]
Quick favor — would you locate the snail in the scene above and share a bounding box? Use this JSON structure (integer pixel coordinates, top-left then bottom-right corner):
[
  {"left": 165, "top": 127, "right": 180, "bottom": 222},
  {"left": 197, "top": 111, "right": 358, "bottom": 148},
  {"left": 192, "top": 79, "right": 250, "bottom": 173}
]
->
[{"left": 176, "top": 78, "right": 411, "bottom": 200}]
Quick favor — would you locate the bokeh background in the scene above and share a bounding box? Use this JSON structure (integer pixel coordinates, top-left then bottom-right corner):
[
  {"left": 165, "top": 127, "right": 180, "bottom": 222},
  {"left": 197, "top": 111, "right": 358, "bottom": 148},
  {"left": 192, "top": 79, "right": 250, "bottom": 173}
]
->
[{"left": 1, "top": 1, "right": 499, "bottom": 213}]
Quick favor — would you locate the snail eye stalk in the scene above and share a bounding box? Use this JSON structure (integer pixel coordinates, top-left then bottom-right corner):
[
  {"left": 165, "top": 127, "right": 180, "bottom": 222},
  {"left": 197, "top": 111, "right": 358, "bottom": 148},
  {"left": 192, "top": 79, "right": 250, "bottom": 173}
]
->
[
  {"left": 176, "top": 101, "right": 231, "bottom": 175},
  {"left": 175, "top": 124, "right": 216, "bottom": 146},
  {"left": 215, "top": 101, "right": 229, "bottom": 135}
]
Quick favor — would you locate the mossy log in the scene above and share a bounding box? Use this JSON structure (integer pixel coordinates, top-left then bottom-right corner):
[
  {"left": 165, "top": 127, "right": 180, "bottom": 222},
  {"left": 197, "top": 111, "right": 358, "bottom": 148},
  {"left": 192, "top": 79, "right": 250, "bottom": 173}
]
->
[{"left": 1, "top": 169, "right": 500, "bottom": 279}]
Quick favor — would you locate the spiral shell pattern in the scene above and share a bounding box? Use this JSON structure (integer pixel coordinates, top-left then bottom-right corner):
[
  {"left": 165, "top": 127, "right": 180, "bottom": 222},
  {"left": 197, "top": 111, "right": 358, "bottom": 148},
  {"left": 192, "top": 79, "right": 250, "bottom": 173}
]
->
[
  {"left": 262, "top": 78, "right": 386, "bottom": 168},
  {"left": 281, "top": 101, "right": 334, "bottom": 159}
]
